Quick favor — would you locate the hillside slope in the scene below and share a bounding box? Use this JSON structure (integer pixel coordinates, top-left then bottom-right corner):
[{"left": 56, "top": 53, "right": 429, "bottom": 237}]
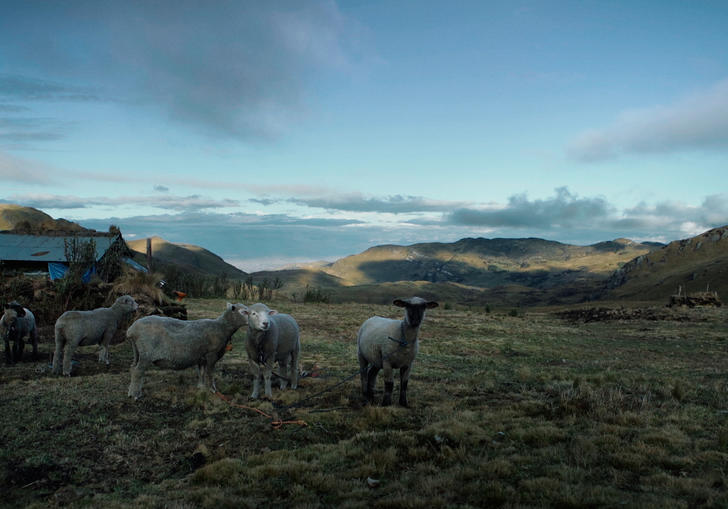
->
[
  {"left": 0, "top": 204, "right": 92, "bottom": 233},
  {"left": 324, "top": 237, "right": 656, "bottom": 288},
  {"left": 128, "top": 236, "right": 246, "bottom": 278},
  {"left": 607, "top": 225, "right": 728, "bottom": 301}
]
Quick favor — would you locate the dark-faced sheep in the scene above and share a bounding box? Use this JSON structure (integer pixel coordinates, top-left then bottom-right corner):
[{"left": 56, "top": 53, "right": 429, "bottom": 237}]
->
[
  {"left": 244, "top": 303, "right": 301, "bottom": 399},
  {"left": 52, "top": 295, "right": 138, "bottom": 376},
  {"left": 357, "top": 297, "right": 438, "bottom": 407},
  {"left": 126, "top": 302, "right": 249, "bottom": 400},
  {"left": 1, "top": 302, "right": 39, "bottom": 364}
]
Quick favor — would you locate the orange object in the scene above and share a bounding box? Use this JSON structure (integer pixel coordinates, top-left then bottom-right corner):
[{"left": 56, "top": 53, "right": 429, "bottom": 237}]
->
[
  {"left": 225, "top": 344, "right": 233, "bottom": 351},
  {"left": 173, "top": 290, "right": 187, "bottom": 302}
]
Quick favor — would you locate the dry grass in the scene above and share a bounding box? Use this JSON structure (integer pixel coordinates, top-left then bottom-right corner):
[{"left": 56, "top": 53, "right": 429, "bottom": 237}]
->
[{"left": 2, "top": 299, "right": 728, "bottom": 508}]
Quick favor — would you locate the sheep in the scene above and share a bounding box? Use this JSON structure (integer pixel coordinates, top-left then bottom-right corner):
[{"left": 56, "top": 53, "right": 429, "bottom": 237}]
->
[
  {"left": 1, "top": 302, "right": 39, "bottom": 364},
  {"left": 52, "top": 295, "right": 139, "bottom": 376},
  {"left": 357, "top": 297, "right": 438, "bottom": 407},
  {"left": 126, "top": 302, "right": 248, "bottom": 400},
  {"left": 244, "top": 303, "right": 301, "bottom": 399}
]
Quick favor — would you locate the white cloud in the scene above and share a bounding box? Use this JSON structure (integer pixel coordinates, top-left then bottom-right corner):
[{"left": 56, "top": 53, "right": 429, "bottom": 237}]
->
[{"left": 569, "top": 78, "right": 728, "bottom": 161}]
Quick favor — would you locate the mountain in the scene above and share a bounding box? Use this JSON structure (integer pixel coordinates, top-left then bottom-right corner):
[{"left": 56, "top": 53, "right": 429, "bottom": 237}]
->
[
  {"left": 0, "top": 204, "right": 92, "bottom": 233},
  {"left": 252, "top": 236, "right": 661, "bottom": 306},
  {"left": 324, "top": 237, "right": 656, "bottom": 288},
  {"left": 127, "top": 236, "right": 247, "bottom": 278},
  {"left": 606, "top": 225, "right": 728, "bottom": 301}
]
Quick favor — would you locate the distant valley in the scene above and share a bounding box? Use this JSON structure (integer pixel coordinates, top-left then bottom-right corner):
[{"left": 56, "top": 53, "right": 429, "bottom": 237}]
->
[{"left": 2, "top": 203, "right": 726, "bottom": 307}]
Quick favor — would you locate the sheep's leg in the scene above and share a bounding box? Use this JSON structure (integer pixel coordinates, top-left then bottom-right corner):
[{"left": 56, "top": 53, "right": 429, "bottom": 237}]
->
[
  {"left": 358, "top": 351, "right": 369, "bottom": 397},
  {"left": 52, "top": 333, "right": 64, "bottom": 374},
  {"left": 366, "top": 365, "right": 380, "bottom": 403},
  {"left": 263, "top": 359, "right": 274, "bottom": 398},
  {"left": 279, "top": 357, "right": 289, "bottom": 390},
  {"left": 249, "top": 359, "right": 261, "bottom": 399},
  {"left": 399, "top": 365, "right": 411, "bottom": 407},
  {"left": 4, "top": 338, "right": 11, "bottom": 365},
  {"left": 204, "top": 354, "right": 217, "bottom": 392},
  {"left": 16, "top": 336, "right": 25, "bottom": 362},
  {"left": 98, "top": 330, "right": 113, "bottom": 365},
  {"left": 30, "top": 328, "right": 39, "bottom": 360},
  {"left": 381, "top": 361, "right": 394, "bottom": 406},
  {"left": 62, "top": 340, "right": 77, "bottom": 376},
  {"left": 129, "top": 360, "right": 148, "bottom": 400},
  {"left": 197, "top": 363, "right": 206, "bottom": 389},
  {"left": 290, "top": 349, "right": 299, "bottom": 390}
]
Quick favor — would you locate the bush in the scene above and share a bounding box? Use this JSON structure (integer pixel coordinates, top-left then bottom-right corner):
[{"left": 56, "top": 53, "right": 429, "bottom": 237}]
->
[{"left": 303, "top": 286, "right": 330, "bottom": 304}]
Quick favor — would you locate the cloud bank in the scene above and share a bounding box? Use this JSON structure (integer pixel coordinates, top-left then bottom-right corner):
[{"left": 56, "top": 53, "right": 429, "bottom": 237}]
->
[
  {"left": 0, "top": 1, "right": 353, "bottom": 141},
  {"left": 569, "top": 78, "right": 728, "bottom": 161}
]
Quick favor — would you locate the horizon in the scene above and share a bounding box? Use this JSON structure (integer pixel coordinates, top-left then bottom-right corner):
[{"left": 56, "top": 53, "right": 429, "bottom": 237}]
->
[{"left": 1, "top": 1, "right": 727, "bottom": 271}]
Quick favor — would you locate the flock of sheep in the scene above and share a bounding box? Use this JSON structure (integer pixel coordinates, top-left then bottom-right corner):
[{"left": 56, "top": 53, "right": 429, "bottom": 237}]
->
[{"left": 1, "top": 295, "right": 438, "bottom": 406}]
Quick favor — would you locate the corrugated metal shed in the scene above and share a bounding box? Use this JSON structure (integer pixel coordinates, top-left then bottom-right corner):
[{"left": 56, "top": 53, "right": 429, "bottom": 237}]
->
[{"left": 0, "top": 233, "right": 119, "bottom": 263}]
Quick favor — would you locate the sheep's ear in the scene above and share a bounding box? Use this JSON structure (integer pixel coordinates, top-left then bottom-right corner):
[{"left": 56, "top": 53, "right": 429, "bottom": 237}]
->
[
  {"left": 426, "top": 301, "right": 439, "bottom": 309},
  {"left": 393, "top": 299, "right": 407, "bottom": 308},
  {"left": 269, "top": 309, "right": 278, "bottom": 315},
  {"left": 226, "top": 302, "right": 234, "bottom": 310}
]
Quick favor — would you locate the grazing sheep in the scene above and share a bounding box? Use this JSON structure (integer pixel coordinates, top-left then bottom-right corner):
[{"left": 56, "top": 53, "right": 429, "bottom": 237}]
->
[
  {"left": 126, "top": 302, "right": 248, "bottom": 400},
  {"left": 1, "top": 302, "right": 39, "bottom": 364},
  {"left": 244, "top": 303, "right": 301, "bottom": 399},
  {"left": 52, "top": 295, "right": 139, "bottom": 376},
  {"left": 357, "top": 297, "right": 438, "bottom": 407}
]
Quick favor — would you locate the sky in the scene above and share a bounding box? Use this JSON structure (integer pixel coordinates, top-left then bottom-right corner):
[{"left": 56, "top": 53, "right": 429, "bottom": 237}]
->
[{"left": 1, "top": 0, "right": 727, "bottom": 272}]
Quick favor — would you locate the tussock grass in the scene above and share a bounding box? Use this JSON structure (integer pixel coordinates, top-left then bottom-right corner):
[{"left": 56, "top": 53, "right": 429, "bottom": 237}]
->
[{"left": 2, "top": 299, "right": 728, "bottom": 507}]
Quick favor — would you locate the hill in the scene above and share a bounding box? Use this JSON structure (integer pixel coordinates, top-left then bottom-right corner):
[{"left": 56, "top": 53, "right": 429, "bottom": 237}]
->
[
  {"left": 127, "top": 236, "right": 247, "bottom": 279},
  {"left": 606, "top": 225, "right": 728, "bottom": 301},
  {"left": 0, "top": 203, "right": 93, "bottom": 233},
  {"left": 251, "top": 237, "right": 660, "bottom": 306}
]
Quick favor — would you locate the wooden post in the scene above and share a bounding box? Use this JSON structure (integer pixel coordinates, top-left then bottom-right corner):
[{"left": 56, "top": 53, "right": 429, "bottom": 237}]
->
[{"left": 146, "top": 238, "right": 153, "bottom": 271}]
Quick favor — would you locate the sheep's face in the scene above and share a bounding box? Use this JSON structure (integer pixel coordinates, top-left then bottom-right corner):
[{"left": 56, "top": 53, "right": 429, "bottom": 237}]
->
[
  {"left": 114, "top": 295, "right": 139, "bottom": 312},
  {"left": 1, "top": 308, "right": 21, "bottom": 341},
  {"left": 226, "top": 303, "right": 249, "bottom": 327},
  {"left": 245, "top": 305, "right": 277, "bottom": 332},
  {"left": 393, "top": 297, "right": 439, "bottom": 327}
]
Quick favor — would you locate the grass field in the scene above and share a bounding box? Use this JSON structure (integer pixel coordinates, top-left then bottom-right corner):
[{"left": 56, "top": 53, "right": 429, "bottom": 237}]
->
[{"left": 2, "top": 299, "right": 728, "bottom": 508}]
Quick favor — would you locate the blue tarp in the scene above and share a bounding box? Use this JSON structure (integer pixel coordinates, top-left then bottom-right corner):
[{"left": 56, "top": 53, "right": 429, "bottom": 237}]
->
[
  {"left": 48, "top": 262, "right": 96, "bottom": 283},
  {"left": 123, "top": 257, "right": 148, "bottom": 273}
]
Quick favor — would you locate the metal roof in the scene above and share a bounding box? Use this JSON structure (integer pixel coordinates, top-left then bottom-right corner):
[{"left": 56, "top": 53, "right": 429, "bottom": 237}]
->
[{"left": 0, "top": 233, "right": 119, "bottom": 263}]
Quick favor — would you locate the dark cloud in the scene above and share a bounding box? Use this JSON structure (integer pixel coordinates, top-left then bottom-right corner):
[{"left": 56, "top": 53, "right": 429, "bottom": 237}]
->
[
  {"left": 569, "top": 78, "right": 728, "bottom": 161},
  {"left": 447, "top": 187, "right": 612, "bottom": 228},
  {"left": 288, "top": 194, "right": 468, "bottom": 214},
  {"left": 153, "top": 185, "right": 169, "bottom": 193},
  {"left": 0, "top": 1, "right": 352, "bottom": 141},
  {"left": 249, "top": 198, "right": 280, "bottom": 206}
]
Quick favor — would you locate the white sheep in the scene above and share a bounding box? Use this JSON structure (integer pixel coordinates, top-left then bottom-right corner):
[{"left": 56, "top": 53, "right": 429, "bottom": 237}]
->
[
  {"left": 52, "top": 295, "right": 139, "bottom": 376},
  {"left": 357, "top": 297, "right": 438, "bottom": 406},
  {"left": 1, "top": 302, "right": 39, "bottom": 364},
  {"left": 126, "top": 302, "right": 248, "bottom": 400},
  {"left": 244, "top": 303, "right": 301, "bottom": 399}
]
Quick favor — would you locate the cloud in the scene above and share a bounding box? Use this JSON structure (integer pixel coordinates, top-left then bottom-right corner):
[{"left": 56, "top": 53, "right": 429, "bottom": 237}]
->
[
  {"left": 153, "top": 185, "right": 169, "bottom": 193},
  {"left": 447, "top": 187, "right": 613, "bottom": 228},
  {"left": 569, "top": 78, "right": 728, "bottom": 161},
  {"left": 0, "top": 151, "right": 59, "bottom": 184},
  {"left": 287, "top": 193, "right": 469, "bottom": 214},
  {"left": 0, "top": 74, "right": 100, "bottom": 102},
  {"left": 0, "top": 2, "right": 353, "bottom": 142},
  {"left": 7, "top": 193, "right": 240, "bottom": 212}
]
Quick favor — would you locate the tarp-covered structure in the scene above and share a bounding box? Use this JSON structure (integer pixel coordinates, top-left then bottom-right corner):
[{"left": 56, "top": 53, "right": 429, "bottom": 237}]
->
[{"left": 0, "top": 232, "right": 146, "bottom": 280}]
